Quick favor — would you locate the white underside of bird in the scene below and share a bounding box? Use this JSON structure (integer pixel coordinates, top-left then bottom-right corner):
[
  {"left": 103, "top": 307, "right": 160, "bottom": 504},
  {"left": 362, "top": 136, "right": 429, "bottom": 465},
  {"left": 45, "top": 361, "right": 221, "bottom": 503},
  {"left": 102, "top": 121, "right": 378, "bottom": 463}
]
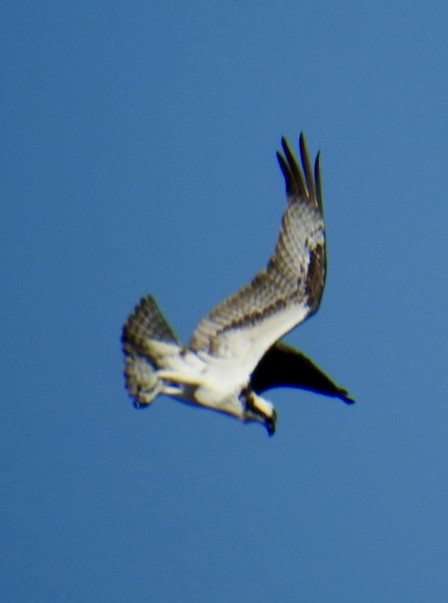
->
[{"left": 124, "top": 301, "right": 308, "bottom": 428}]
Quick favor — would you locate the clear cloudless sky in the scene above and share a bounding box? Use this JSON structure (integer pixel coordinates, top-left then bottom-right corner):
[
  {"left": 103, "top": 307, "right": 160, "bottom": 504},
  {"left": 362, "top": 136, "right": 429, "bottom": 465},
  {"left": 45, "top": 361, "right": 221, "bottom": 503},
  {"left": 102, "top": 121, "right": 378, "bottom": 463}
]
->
[{"left": 2, "top": 1, "right": 448, "bottom": 601}]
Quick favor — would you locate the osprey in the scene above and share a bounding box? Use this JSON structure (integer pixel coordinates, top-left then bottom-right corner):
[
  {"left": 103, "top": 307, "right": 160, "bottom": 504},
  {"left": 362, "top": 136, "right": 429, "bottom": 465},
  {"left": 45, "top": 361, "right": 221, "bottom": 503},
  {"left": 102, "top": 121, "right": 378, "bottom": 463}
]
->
[{"left": 122, "top": 133, "right": 353, "bottom": 435}]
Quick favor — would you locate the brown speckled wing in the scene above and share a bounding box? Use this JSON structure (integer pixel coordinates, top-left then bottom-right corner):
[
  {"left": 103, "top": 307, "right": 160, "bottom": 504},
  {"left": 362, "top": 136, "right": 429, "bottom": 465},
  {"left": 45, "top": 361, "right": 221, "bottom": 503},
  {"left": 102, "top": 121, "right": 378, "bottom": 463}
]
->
[{"left": 189, "top": 133, "right": 326, "bottom": 358}]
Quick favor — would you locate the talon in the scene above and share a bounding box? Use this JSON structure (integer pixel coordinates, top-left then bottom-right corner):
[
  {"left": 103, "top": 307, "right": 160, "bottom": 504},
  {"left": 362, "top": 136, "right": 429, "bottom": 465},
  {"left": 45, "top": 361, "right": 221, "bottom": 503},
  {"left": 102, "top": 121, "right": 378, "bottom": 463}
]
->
[{"left": 265, "top": 409, "right": 277, "bottom": 436}]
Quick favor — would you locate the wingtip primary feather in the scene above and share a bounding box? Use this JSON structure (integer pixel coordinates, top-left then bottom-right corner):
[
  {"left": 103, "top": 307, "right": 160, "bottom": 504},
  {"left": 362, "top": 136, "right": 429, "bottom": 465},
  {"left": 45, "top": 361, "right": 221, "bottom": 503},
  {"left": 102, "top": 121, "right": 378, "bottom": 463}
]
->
[
  {"left": 314, "top": 151, "right": 323, "bottom": 211},
  {"left": 278, "top": 136, "right": 308, "bottom": 198},
  {"left": 338, "top": 389, "right": 356, "bottom": 405},
  {"left": 276, "top": 150, "right": 292, "bottom": 195},
  {"left": 299, "top": 133, "right": 317, "bottom": 201},
  {"left": 277, "top": 133, "right": 322, "bottom": 208}
]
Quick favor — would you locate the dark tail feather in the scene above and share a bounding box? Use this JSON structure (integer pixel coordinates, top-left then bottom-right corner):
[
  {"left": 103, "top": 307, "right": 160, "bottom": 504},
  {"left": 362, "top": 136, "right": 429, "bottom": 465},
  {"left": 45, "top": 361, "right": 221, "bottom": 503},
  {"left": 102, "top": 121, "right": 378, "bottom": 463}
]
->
[{"left": 121, "top": 295, "right": 180, "bottom": 407}]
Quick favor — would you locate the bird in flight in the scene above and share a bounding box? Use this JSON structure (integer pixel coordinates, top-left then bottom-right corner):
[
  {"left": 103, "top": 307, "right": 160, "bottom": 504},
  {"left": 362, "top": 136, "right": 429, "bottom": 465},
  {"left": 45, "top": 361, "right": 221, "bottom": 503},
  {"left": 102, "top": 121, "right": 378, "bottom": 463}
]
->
[{"left": 122, "top": 133, "right": 353, "bottom": 435}]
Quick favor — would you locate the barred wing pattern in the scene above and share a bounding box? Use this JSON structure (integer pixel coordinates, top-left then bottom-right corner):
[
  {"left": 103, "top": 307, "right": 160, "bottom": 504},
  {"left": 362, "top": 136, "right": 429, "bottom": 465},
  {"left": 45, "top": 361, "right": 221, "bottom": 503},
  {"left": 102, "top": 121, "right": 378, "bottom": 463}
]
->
[
  {"left": 190, "top": 134, "right": 326, "bottom": 361},
  {"left": 123, "top": 295, "right": 180, "bottom": 355},
  {"left": 122, "top": 296, "right": 181, "bottom": 406}
]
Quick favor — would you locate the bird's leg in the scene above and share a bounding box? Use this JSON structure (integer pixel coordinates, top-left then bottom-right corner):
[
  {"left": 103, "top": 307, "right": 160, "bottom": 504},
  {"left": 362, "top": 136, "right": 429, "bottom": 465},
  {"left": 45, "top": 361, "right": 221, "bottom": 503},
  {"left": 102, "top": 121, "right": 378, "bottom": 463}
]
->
[
  {"left": 157, "top": 369, "right": 200, "bottom": 386},
  {"left": 162, "top": 384, "right": 184, "bottom": 395}
]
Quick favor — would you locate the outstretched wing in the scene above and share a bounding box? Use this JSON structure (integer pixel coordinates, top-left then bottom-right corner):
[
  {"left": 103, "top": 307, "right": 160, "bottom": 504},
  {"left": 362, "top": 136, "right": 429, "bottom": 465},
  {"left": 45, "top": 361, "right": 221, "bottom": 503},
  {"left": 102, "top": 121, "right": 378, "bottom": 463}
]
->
[
  {"left": 189, "top": 133, "right": 326, "bottom": 373},
  {"left": 250, "top": 342, "right": 354, "bottom": 404}
]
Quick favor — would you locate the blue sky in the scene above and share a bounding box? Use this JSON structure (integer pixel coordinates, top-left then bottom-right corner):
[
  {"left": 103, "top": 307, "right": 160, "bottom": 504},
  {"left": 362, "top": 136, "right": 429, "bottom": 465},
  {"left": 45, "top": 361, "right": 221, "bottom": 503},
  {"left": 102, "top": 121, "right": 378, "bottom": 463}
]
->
[{"left": 2, "top": 1, "right": 448, "bottom": 601}]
